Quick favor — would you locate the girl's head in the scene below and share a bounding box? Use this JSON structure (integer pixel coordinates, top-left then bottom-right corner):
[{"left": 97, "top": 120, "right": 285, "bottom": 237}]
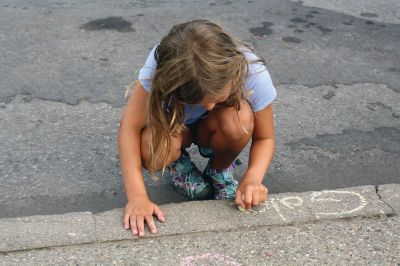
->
[
  {"left": 153, "top": 19, "right": 247, "bottom": 106},
  {"left": 146, "top": 19, "right": 252, "bottom": 174}
]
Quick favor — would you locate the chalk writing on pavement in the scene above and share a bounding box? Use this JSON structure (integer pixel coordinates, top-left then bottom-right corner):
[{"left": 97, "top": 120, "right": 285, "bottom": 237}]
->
[{"left": 239, "top": 190, "right": 368, "bottom": 221}]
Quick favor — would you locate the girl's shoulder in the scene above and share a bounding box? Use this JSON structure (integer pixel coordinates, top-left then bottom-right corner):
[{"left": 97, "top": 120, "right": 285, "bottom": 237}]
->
[
  {"left": 239, "top": 46, "right": 277, "bottom": 112},
  {"left": 237, "top": 44, "right": 262, "bottom": 59},
  {"left": 238, "top": 45, "right": 267, "bottom": 74},
  {"left": 137, "top": 45, "right": 159, "bottom": 92}
]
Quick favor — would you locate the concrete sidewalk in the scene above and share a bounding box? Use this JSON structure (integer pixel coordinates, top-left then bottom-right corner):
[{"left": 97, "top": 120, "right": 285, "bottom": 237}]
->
[{"left": 1, "top": 184, "right": 399, "bottom": 265}]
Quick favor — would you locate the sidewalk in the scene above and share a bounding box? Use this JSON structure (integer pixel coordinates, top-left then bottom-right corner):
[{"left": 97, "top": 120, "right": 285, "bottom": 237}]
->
[{"left": 1, "top": 184, "right": 399, "bottom": 265}]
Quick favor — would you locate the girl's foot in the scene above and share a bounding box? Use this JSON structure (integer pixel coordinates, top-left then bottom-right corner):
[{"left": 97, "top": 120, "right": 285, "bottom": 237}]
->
[
  {"left": 168, "top": 150, "right": 213, "bottom": 200},
  {"left": 203, "top": 159, "right": 242, "bottom": 199}
]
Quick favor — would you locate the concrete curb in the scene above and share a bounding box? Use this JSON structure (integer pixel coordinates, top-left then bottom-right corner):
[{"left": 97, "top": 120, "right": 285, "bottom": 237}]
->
[{"left": 1, "top": 184, "right": 398, "bottom": 253}]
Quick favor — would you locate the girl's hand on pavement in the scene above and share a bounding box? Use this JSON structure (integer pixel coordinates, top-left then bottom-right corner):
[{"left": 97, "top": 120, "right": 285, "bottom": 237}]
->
[
  {"left": 235, "top": 178, "right": 269, "bottom": 209},
  {"left": 123, "top": 196, "right": 165, "bottom": 237}
]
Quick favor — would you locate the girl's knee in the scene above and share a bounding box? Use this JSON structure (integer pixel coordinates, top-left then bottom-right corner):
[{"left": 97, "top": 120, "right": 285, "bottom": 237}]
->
[
  {"left": 217, "top": 101, "right": 254, "bottom": 142},
  {"left": 140, "top": 127, "right": 153, "bottom": 170},
  {"left": 140, "top": 127, "right": 182, "bottom": 171}
]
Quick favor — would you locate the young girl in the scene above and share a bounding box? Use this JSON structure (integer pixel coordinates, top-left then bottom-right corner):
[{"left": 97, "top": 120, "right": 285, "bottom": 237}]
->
[{"left": 118, "top": 19, "right": 276, "bottom": 237}]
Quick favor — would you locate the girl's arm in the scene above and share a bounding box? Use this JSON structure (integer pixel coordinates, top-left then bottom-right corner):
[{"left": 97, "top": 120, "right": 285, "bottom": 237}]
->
[
  {"left": 118, "top": 82, "right": 149, "bottom": 200},
  {"left": 235, "top": 104, "right": 275, "bottom": 209},
  {"left": 118, "top": 82, "right": 165, "bottom": 236},
  {"left": 246, "top": 104, "right": 275, "bottom": 182}
]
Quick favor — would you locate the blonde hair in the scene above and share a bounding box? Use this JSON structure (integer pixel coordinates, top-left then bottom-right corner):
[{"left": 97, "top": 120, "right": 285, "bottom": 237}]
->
[{"left": 145, "top": 19, "right": 265, "bottom": 175}]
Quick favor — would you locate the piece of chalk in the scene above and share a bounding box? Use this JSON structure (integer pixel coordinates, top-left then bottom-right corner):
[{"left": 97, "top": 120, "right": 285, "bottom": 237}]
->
[{"left": 238, "top": 205, "right": 248, "bottom": 212}]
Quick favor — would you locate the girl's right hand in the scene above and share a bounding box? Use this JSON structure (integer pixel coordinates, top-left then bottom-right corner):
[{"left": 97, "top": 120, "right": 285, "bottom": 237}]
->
[{"left": 123, "top": 196, "right": 165, "bottom": 237}]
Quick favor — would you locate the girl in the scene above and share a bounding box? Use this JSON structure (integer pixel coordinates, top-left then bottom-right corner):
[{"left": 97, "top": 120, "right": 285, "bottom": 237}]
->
[{"left": 118, "top": 19, "right": 276, "bottom": 237}]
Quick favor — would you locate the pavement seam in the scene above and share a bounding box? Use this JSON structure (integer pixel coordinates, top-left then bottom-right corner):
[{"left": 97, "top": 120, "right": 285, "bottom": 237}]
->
[
  {"left": 1, "top": 93, "right": 117, "bottom": 108},
  {"left": 275, "top": 81, "right": 399, "bottom": 93},
  {"left": 375, "top": 185, "right": 398, "bottom": 214},
  {"left": 1, "top": 211, "right": 396, "bottom": 256}
]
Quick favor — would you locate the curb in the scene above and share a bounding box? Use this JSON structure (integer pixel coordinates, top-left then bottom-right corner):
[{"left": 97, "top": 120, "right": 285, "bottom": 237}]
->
[{"left": 1, "top": 184, "right": 399, "bottom": 253}]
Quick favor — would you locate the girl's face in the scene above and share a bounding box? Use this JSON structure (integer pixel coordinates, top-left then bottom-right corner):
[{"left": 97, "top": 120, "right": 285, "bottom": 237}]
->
[{"left": 198, "top": 82, "right": 232, "bottom": 111}]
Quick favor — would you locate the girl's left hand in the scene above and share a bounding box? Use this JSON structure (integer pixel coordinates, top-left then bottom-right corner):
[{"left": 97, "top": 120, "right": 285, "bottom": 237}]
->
[{"left": 235, "top": 178, "right": 269, "bottom": 209}]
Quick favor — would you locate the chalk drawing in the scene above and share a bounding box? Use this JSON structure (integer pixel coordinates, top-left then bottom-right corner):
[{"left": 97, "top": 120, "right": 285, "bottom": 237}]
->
[
  {"left": 181, "top": 253, "right": 241, "bottom": 266},
  {"left": 310, "top": 190, "right": 368, "bottom": 218},
  {"left": 235, "top": 190, "right": 368, "bottom": 221},
  {"left": 268, "top": 197, "right": 303, "bottom": 222},
  {"left": 270, "top": 198, "right": 287, "bottom": 222},
  {"left": 278, "top": 196, "right": 303, "bottom": 209},
  {"left": 236, "top": 196, "right": 302, "bottom": 217}
]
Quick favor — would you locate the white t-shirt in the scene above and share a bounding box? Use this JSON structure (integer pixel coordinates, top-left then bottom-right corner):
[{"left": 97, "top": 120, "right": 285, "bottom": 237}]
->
[{"left": 138, "top": 44, "right": 277, "bottom": 124}]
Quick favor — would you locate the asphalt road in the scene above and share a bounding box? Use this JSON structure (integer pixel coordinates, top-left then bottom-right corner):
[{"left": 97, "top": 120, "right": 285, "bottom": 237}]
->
[{"left": 0, "top": 0, "right": 399, "bottom": 218}]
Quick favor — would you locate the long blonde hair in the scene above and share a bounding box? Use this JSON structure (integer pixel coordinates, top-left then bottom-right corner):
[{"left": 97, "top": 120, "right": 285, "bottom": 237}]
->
[{"left": 146, "top": 19, "right": 265, "bottom": 174}]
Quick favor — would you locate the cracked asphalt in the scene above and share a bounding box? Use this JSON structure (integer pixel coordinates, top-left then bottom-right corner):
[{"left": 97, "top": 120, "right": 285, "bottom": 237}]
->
[{"left": 0, "top": 0, "right": 399, "bottom": 218}]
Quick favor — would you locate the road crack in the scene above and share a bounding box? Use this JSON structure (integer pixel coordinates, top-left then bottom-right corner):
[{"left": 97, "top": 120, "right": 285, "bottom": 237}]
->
[{"left": 375, "top": 185, "right": 398, "bottom": 214}]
